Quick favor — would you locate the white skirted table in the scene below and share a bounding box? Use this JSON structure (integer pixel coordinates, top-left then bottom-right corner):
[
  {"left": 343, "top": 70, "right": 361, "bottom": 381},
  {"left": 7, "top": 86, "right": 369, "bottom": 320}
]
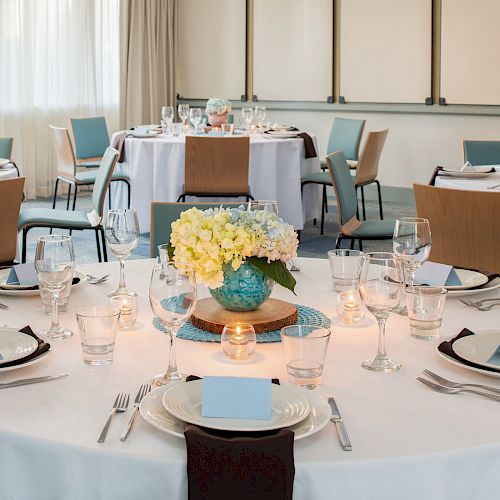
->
[
  {"left": 435, "top": 170, "right": 500, "bottom": 191},
  {"left": 0, "top": 257, "right": 499, "bottom": 499},
  {"left": 110, "top": 133, "right": 322, "bottom": 232},
  {"left": 0, "top": 165, "right": 19, "bottom": 181}
]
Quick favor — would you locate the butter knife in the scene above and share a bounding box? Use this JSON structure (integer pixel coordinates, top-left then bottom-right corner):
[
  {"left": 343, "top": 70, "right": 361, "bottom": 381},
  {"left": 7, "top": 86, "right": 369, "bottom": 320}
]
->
[
  {"left": 0, "top": 374, "right": 68, "bottom": 390},
  {"left": 328, "top": 397, "right": 352, "bottom": 451}
]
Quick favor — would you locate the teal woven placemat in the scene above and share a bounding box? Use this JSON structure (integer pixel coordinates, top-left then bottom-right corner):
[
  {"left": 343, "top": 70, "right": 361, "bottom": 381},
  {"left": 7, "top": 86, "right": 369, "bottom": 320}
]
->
[{"left": 153, "top": 304, "right": 331, "bottom": 343}]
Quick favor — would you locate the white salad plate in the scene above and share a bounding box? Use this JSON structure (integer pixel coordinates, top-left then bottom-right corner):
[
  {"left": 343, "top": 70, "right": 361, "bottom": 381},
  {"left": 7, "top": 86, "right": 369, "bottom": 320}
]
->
[
  {"left": 0, "top": 270, "right": 86, "bottom": 296},
  {"left": 130, "top": 129, "right": 161, "bottom": 138},
  {"left": 447, "top": 277, "right": 500, "bottom": 297},
  {"left": 439, "top": 169, "right": 493, "bottom": 179},
  {"left": 161, "top": 380, "right": 310, "bottom": 432},
  {"left": 451, "top": 330, "right": 500, "bottom": 371},
  {"left": 0, "top": 348, "right": 51, "bottom": 373},
  {"left": 443, "top": 269, "right": 489, "bottom": 291},
  {"left": 140, "top": 382, "right": 330, "bottom": 440},
  {"left": 0, "top": 327, "right": 39, "bottom": 365}
]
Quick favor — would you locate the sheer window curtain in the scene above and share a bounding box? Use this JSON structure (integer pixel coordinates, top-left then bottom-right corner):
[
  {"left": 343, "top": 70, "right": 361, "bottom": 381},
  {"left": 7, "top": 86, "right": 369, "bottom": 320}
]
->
[{"left": 0, "top": 0, "right": 120, "bottom": 199}]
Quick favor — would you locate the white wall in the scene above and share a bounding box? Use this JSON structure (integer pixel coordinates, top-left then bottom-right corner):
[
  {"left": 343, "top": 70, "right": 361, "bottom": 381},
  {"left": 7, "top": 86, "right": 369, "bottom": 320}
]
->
[{"left": 259, "top": 110, "right": 500, "bottom": 190}]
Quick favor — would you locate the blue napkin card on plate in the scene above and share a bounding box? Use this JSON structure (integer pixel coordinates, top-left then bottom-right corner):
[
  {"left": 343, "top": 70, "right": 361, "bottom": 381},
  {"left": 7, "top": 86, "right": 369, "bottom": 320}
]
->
[
  {"left": 6, "top": 263, "right": 38, "bottom": 286},
  {"left": 413, "top": 262, "right": 461, "bottom": 287},
  {"left": 207, "top": 130, "right": 224, "bottom": 137},
  {"left": 487, "top": 345, "right": 500, "bottom": 366},
  {"left": 202, "top": 376, "right": 272, "bottom": 420}
]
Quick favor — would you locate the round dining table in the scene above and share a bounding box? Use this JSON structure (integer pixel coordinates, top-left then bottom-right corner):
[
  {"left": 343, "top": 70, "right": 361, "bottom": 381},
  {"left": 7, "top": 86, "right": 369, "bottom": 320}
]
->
[
  {"left": 435, "top": 168, "right": 500, "bottom": 191},
  {"left": 1, "top": 257, "right": 499, "bottom": 499},
  {"left": 110, "top": 132, "right": 322, "bottom": 233}
]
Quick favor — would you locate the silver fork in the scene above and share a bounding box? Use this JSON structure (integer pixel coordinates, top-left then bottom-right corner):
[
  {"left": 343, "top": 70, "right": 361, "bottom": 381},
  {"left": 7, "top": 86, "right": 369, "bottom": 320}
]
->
[
  {"left": 473, "top": 302, "right": 500, "bottom": 312},
  {"left": 86, "top": 274, "right": 110, "bottom": 285},
  {"left": 460, "top": 297, "right": 500, "bottom": 308},
  {"left": 0, "top": 302, "right": 8, "bottom": 310},
  {"left": 97, "top": 393, "right": 130, "bottom": 443},
  {"left": 422, "top": 370, "right": 500, "bottom": 395},
  {"left": 417, "top": 377, "right": 500, "bottom": 402},
  {"left": 120, "top": 384, "right": 151, "bottom": 441},
  {"left": 288, "top": 260, "right": 300, "bottom": 272}
]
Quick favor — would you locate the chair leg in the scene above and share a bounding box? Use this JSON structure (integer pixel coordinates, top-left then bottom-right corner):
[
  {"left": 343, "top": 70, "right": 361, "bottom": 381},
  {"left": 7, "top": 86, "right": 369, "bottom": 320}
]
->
[
  {"left": 375, "top": 180, "right": 384, "bottom": 220},
  {"left": 95, "top": 229, "right": 102, "bottom": 263},
  {"left": 320, "top": 195, "right": 325, "bottom": 235},
  {"left": 355, "top": 186, "right": 360, "bottom": 219},
  {"left": 52, "top": 178, "right": 60, "bottom": 209},
  {"left": 361, "top": 186, "right": 366, "bottom": 220},
  {"left": 359, "top": 239, "right": 363, "bottom": 251},
  {"left": 100, "top": 228, "right": 108, "bottom": 262},
  {"left": 21, "top": 228, "right": 28, "bottom": 263},
  {"left": 72, "top": 185, "right": 78, "bottom": 211},
  {"left": 335, "top": 235, "right": 342, "bottom": 249},
  {"left": 108, "top": 185, "right": 112, "bottom": 209},
  {"left": 66, "top": 183, "right": 72, "bottom": 210},
  {"left": 350, "top": 238, "right": 355, "bottom": 249},
  {"left": 323, "top": 185, "right": 328, "bottom": 213},
  {"left": 126, "top": 180, "right": 131, "bottom": 209}
]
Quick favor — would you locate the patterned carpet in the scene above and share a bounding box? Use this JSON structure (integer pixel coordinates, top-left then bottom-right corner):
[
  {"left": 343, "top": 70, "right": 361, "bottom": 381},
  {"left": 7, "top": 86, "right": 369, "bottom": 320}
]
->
[{"left": 21, "top": 192, "right": 416, "bottom": 264}]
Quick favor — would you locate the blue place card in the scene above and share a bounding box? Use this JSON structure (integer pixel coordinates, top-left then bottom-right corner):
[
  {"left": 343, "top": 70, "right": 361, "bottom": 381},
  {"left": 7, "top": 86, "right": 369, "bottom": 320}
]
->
[
  {"left": 202, "top": 376, "right": 272, "bottom": 420},
  {"left": 6, "top": 263, "right": 38, "bottom": 286},
  {"left": 414, "top": 262, "right": 462, "bottom": 287},
  {"left": 487, "top": 345, "right": 500, "bottom": 366}
]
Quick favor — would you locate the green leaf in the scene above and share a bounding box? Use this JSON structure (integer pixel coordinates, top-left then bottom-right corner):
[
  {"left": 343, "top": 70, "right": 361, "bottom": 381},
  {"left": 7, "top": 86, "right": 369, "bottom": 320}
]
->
[{"left": 247, "top": 257, "right": 296, "bottom": 294}]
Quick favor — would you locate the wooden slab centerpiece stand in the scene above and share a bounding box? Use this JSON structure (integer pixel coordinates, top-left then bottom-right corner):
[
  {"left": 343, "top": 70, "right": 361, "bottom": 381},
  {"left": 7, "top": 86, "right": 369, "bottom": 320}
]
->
[{"left": 190, "top": 298, "right": 298, "bottom": 334}]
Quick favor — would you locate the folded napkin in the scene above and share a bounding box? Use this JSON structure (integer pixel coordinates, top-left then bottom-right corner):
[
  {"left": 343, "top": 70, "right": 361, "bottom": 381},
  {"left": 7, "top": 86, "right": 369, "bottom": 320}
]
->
[
  {"left": 438, "top": 328, "right": 500, "bottom": 373},
  {"left": 429, "top": 164, "right": 495, "bottom": 185},
  {"left": 0, "top": 326, "right": 50, "bottom": 368},
  {"left": 111, "top": 131, "right": 131, "bottom": 163},
  {"left": 184, "top": 375, "right": 294, "bottom": 500},
  {"left": 428, "top": 166, "right": 444, "bottom": 185},
  {"left": 296, "top": 132, "right": 317, "bottom": 159}
]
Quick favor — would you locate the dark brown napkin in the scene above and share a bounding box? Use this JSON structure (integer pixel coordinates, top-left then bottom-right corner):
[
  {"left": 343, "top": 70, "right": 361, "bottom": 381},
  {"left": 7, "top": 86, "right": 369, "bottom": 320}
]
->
[
  {"left": 184, "top": 375, "right": 294, "bottom": 500},
  {"left": 296, "top": 132, "right": 317, "bottom": 159},
  {"left": 111, "top": 131, "right": 131, "bottom": 163},
  {"left": 0, "top": 326, "right": 50, "bottom": 368},
  {"left": 438, "top": 328, "right": 500, "bottom": 373}
]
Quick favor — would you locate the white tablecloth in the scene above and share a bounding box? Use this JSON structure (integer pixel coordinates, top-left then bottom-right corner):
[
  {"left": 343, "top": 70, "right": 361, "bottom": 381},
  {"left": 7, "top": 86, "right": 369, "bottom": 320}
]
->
[
  {"left": 435, "top": 171, "right": 500, "bottom": 191},
  {"left": 110, "top": 133, "right": 321, "bottom": 232},
  {"left": 1, "top": 258, "right": 500, "bottom": 500}
]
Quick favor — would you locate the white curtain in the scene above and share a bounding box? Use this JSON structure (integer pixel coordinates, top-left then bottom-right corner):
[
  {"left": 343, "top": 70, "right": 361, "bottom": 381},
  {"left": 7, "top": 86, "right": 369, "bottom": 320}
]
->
[{"left": 0, "top": 0, "right": 120, "bottom": 199}]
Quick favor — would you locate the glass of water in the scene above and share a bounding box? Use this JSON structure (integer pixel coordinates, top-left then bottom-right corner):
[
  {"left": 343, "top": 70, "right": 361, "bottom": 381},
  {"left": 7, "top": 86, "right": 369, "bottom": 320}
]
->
[
  {"left": 162, "top": 106, "right": 174, "bottom": 124},
  {"left": 280, "top": 325, "right": 331, "bottom": 389},
  {"left": 406, "top": 287, "right": 447, "bottom": 340},
  {"left": 241, "top": 107, "right": 253, "bottom": 130},
  {"left": 189, "top": 108, "right": 202, "bottom": 129},
  {"left": 76, "top": 306, "right": 120, "bottom": 365},
  {"left": 178, "top": 104, "right": 189, "bottom": 125},
  {"left": 254, "top": 106, "right": 266, "bottom": 127},
  {"left": 327, "top": 249, "right": 364, "bottom": 291}
]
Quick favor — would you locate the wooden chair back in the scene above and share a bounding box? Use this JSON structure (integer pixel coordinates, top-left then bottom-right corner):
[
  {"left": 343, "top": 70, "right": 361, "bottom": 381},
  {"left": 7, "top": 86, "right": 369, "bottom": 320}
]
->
[
  {"left": 50, "top": 126, "right": 77, "bottom": 180},
  {"left": 354, "top": 129, "right": 389, "bottom": 186},
  {"left": 0, "top": 177, "right": 25, "bottom": 264},
  {"left": 184, "top": 136, "right": 250, "bottom": 195},
  {"left": 413, "top": 183, "right": 500, "bottom": 272}
]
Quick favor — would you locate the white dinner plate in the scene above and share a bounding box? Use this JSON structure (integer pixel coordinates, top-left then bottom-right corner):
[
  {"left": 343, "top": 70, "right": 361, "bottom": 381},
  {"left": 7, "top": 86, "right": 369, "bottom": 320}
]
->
[
  {"left": 0, "top": 270, "right": 86, "bottom": 296},
  {"left": 439, "top": 169, "right": 493, "bottom": 179},
  {"left": 447, "top": 277, "right": 500, "bottom": 297},
  {"left": 451, "top": 331, "right": 500, "bottom": 371},
  {"left": 0, "top": 348, "right": 51, "bottom": 373},
  {"left": 266, "top": 130, "right": 298, "bottom": 138},
  {"left": 271, "top": 125, "right": 294, "bottom": 131},
  {"left": 129, "top": 130, "right": 161, "bottom": 138},
  {"left": 161, "top": 380, "right": 310, "bottom": 432},
  {"left": 443, "top": 269, "right": 489, "bottom": 291},
  {"left": 437, "top": 350, "right": 500, "bottom": 379},
  {"left": 140, "top": 382, "right": 330, "bottom": 440},
  {"left": 0, "top": 327, "right": 39, "bottom": 365}
]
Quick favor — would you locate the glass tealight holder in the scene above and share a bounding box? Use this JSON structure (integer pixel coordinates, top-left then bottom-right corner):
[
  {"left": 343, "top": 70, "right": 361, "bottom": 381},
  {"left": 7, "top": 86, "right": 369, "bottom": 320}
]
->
[
  {"left": 109, "top": 293, "right": 138, "bottom": 330},
  {"left": 221, "top": 322, "right": 256, "bottom": 360},
  {"left": 335, "top": 289, "right": 365, "bottom": 325}
]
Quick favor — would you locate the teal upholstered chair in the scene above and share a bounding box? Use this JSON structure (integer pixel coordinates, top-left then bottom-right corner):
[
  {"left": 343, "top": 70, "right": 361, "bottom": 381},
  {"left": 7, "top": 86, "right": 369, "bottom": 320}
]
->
[
  {"left": 326, "top": 151, "right": 395, "bottom": 250},
  {"left": 301, "top": 118, "right": 366, "bottom": 234},
  {"left": 150, "top": 202, "right": 241, "bottom": 258},
  {"left": 50, "top": 125, "right": 130, "bottom": 210},
  {"left": 71, "top": 116, "right": 110, "bottom": 168},
  {"left": 463, "top": 140, "right": 500, "bottom": 166},
  {"left": 18, "top": 147, "right": 119, "bottom": 263},
  {"left": 0, "top": 137, "right": 20, "bottom": 176}
]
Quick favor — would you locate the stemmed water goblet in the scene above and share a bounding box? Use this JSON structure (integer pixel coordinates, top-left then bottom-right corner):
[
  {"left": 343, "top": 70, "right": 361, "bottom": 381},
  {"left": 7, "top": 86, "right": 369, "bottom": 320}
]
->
[
  {"left": 161, "top": 106, "right": 174, "bottom": 132},
  {"left": 105, "top": 209, "right": 140, "bottom": 297},
  {"left": 178, "top": 104, "right": 189, "bottom": 126},
  {"left": 189, "top": 108, "right": 202, "bottom": 131},
  {"left": 392, "top": 217, "right": 432, "bottom": 314},
  {"left": 149, "top": 262, "right": 197, "bottom": 385},
  {"left": 254, "top": 106, "right": 266, "bottom": 127},
  {"left": 34, "top": 235, "right": 75, "bottom": 339},
  {"left": 241, "top": 107, "right": 254, "bottom": 131},
  {"left": 358, "top": 252, "right": 404, "bottom": 372}
]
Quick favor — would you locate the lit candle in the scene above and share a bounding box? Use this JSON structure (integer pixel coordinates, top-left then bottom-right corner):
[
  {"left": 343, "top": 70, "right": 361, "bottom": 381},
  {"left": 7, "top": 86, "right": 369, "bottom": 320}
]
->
[
  {"left": 221, "top": 322, "right": 256, "bottom": 359},
  {"left": 109, "top": 294, "right": 138, "bottom": 329},
  {"left": 337, "top": 290, "right": 364, "bottom": 325}
]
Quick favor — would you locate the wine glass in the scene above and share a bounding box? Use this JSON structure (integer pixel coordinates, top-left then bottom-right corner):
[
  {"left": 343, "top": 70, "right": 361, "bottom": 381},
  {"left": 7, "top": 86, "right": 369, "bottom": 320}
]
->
[
  {"left": 34, "top": 235, "right": 75, "bottom": 339},
  {"left": 105, "top": 209, "right": 140, "bottom": 297},
  {"left": 358, "top": 252, "right": 404, "bottom": 372},
  {"left": 247, "top": 200, "right": 278, "bottom": 215},
  {"left": 178, "top": 104, "right": 189, "bottom": 125},
  {"left": 241, "top": 107, "right": 254, "bottom": 130},
  {"left": 149, "top": 262, "right": 197, "bottom": 385},
  {"left": 161, "top": 106, "right": 174, "bottom": 123},
  {"left": 392, "top": 217, "right": 431, "bottom": 314},
  {"left": 189, "top": 108, "right": 202, "bottom": 129},
  {"left": 254, "top": 106, "right": 266, "bottom": 127}
]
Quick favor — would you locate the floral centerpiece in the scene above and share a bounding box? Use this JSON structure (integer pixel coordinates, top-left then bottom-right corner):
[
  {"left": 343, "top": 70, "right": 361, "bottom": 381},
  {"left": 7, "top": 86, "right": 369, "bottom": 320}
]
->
[
  {"left": 170, "top": 206, "right": 298, "bottom": 311},
  {"left": 205, "top": 98, "right": 232, "bottom": 127}
]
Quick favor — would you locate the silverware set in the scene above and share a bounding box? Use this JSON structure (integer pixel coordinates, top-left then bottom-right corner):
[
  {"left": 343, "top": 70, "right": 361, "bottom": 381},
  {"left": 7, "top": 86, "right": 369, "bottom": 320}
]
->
[
  {"left": 328, "top": 397, "right": 352, "bottom": 451},
  {"left": 97, "top": 384, "right": 151, "bottom": 443},
  {"left": 86, "top": 274, "right": 110, "bottom": 285},
  {"left": 418, "top": 369, "right": 500, "bottom": 402},
  {"left": 459, "top": 297, "right": 500, "bottom": 311},
  {"left": 0, "top": 302, "right": 8, "bottom": 310}
]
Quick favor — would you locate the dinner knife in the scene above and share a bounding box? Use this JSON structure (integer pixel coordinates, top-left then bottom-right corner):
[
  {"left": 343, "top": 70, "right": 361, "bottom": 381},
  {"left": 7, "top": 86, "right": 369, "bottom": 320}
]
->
[
  {"left": 328, "top": 397, "right": 352, "bottom": 451},
  {"left": 0, "top": 374, "right": 68, "bottom": 390}
]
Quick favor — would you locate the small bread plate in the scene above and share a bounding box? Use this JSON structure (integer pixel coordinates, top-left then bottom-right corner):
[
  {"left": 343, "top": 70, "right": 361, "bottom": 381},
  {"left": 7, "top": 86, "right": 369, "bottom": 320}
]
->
[
  {"left": 0, "top": 327, "right": 39, "bottom": 365},
  {"left": 140, "top": 382, "right": 330, "bottom": 440},
  {"left": 0, "top": 270, "right": 86, "bottom": 296}
]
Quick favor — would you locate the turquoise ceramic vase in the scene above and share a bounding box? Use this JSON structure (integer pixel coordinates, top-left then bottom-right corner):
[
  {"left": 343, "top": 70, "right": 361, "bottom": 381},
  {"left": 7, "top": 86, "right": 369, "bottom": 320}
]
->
[{"left": 209, "top": 262, "right": 274, "bottom": 312}]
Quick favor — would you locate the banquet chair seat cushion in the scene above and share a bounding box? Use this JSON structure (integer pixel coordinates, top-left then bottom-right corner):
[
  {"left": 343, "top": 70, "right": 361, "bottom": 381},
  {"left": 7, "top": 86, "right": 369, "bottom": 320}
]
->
[
  {"left": 18, "top": 208, "right": 93, "bottom": 230},
  {"left": 301, "top": 171, "right": 331, "bottom": 185},
  {"left": 75, "top": 170, "right": 130, "bottom": 184},
  {"left": 77, "top": 160, "right": 100, "bottom": 168},
  {"left": 349, "top": 219, "right": 396, "bottom": 238},
  {"left": 320, "top": 159, "right": 358, "bottom": 170}
]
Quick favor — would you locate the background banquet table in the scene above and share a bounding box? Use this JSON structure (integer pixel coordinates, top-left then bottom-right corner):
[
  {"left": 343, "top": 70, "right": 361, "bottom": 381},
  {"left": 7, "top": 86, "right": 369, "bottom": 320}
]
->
[
  {"left": 110, "top": 133, "right": 322, "bottom": 232},
  {"left": 1, "top": 257, "right": 500, "bottom": 500},
  {"left": 0, "top": 165, "right": 19, "bottom": 181},
  {"left": 435, "top": 169, "right": 500, "bottom": 191}
]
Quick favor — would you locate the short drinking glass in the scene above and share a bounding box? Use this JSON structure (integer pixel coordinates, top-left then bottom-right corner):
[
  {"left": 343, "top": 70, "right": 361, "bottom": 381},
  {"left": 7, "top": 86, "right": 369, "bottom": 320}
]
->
[
  {"left": 406, "top": 287, "right": 447, "bottom": 340},
  {"left": 327, "top": 249, "right": 364, "bottom": 292},
  {"left": 280, "top": 325, "right": 331, "bottom": 389}
]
